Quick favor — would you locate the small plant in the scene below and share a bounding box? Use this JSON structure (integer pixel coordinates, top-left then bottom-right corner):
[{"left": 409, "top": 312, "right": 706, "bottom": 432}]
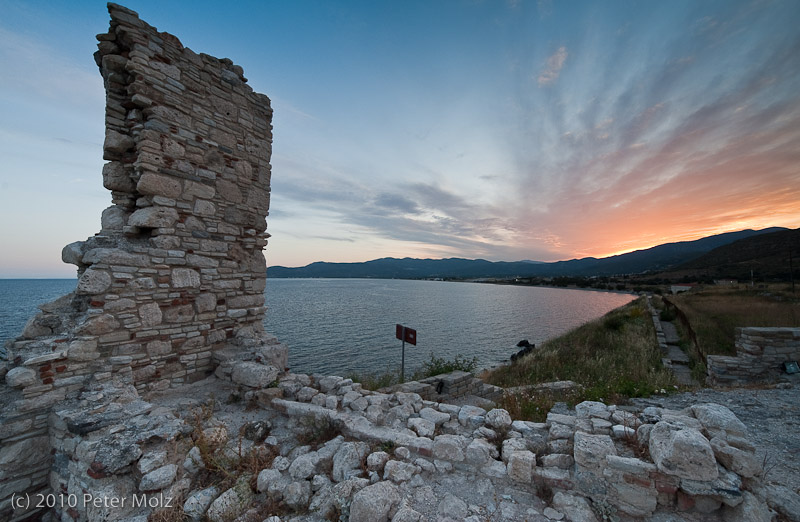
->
[
  {"left": 416, "top": 353, "right": 478, "bottom": 379},
  {"left": 759, "top": 451, "right": 781, "bottom": 482},
  {"left": 592, "top": 498, "right": 620, "bottom": 522},
  {"left": 379, "top": 440, "right": 396, "bottom": 453},
  {"left": 147, "top": 497, "right": 188, "bottom": 522},
  {"left": 486, "top": 424, "right": 510, "bottom": 453},
  {"left": 689, "top": 359, "right": 708, "bottom": 384},
  {"left": 619, "top": 420, "right": 649, "bottom": 460}
]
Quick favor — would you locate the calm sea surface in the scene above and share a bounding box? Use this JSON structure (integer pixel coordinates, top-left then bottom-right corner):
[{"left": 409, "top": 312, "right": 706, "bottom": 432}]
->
[
  {"left": 0, "top": 279, "right": 78, "bottom": 352},
  {"left": 0, "top": 278, "right": 634, "bottom": 375},
  {"left": 263, "top": 279, "right": 634, "bottom": 375}
]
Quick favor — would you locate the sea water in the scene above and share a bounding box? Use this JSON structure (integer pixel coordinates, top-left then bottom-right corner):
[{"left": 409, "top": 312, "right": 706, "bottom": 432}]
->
[{"left": 0, "top": 278, "right": 634, "bottom": 375}]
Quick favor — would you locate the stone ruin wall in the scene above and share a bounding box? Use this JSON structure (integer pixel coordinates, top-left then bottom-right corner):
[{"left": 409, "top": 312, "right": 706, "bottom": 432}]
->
[
  {"left": 0, "top": 4, "right": 284, "bottom": 517},
  {"left": 707, "top": 327, "right": 800, "bottom": 385}
]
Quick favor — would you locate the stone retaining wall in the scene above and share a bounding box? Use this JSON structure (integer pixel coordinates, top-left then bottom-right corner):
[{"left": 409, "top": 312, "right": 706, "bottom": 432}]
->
[
  {"left": 383, "top": 370, "right": 504, "bottom": 404},
  {"left": 707, "top": 327, "right": 800, "bottom": 385}
]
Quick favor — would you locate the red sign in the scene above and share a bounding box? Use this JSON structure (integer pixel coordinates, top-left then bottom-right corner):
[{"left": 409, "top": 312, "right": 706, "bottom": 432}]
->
[{"left": 395, "top": 324, "right": 417, "bottom": 345}]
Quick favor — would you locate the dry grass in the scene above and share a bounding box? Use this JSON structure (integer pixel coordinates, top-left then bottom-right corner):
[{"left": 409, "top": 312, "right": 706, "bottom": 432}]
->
[
  {"left": 499, "top": 387, "right": 586, "bottom": 423},
  {"left": 148, "top": 500, "right": 188, "bottom": 522},
  {"left": 189, "top": 410, "right": 277, "bottom": 494},
  {"left": 486, "top": 298, "right": 674, "bottom": 421},
  {"left": 295, "top": 415, "right": 343, "bottom": 449},
  {"left": 672, "top": 287, "right": 800, "bottom": 357}
]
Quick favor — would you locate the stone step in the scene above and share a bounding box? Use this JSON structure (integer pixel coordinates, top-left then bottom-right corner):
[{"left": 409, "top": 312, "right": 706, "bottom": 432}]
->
[
  {"left": 661, "top": 321, "right": 682, "bottom": 345},
  {"left": 666, "top": 345, "right": 690, "bottom": 365},
  {"left": 671, "top": 364, "right": 697, "bottom": 386}
]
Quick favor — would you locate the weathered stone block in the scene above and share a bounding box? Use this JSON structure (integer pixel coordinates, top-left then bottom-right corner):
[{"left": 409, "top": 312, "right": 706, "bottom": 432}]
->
[
  {"left": 230, "top": 362, "right": 279, "bottom": 388},
  {"left": 690, "top": 403, "right": 748, "bottom": 438},
  {"left": 649, "top": 422, "right": 717, "bottom": 481},
  {"left": 128, "top": 206, "right": 179, "bottom": 228},
  {"left": 5, "top": 367, "right": 37, "bottom": 388},
  {"left": 172, "top": 268, "right": 201, "bottom": 288},
  {"left": 77, "top": 268, "right": 112, "bottom": 294},
  {"left": 507, "top": 450, "right": 535, "bottom": 484},
  {"left": 137, "top": 171, "right": 182, "bottom": 198},
  {"left": 574, "top": 432, "right": 617, "bottom": 473},
  {"left": 433, "top": 435, "right": 466, "bottom": 462},
  {"left": 349, "top": 481, "right": 400, "bottom": 522}
]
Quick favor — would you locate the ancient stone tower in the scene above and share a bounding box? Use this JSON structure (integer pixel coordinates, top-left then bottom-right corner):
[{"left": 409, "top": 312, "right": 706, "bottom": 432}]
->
[{"left": 0, "top": 5, "right": 285, "bottom": 518}]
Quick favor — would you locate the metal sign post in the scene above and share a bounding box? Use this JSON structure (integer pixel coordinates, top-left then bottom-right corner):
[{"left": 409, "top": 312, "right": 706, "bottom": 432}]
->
[{"left": 395, "top": 324, "right": 417, "bottom": 382}]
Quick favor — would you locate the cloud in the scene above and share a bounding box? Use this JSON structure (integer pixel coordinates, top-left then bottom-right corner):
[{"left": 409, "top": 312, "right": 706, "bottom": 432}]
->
[
  {"left": 537, "top": 46, "right": 568, "bottom": 86},
  {"left": 0, "top": 26, "right": 102, "bottom": 108}
]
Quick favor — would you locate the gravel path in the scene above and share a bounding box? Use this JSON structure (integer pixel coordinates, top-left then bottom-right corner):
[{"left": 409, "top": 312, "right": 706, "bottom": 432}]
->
[{"left": 632, "top": 379, "right": 800, "bottom": 494}]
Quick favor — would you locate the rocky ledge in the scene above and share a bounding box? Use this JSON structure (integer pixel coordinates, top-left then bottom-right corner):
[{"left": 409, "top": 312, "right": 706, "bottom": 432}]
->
[{"left": 24, "top": 362, "right": 798, "bottom": 522}]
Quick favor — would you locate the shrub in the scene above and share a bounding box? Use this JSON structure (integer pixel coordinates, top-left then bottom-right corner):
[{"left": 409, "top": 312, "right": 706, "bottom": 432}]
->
[
  {"left": 603, "top": 314, "right": 625, "bottom": 331},
  {"left": 659, "top": 307, "right": 677, "bottom": 322},
  {"left": 415, "top": 353, "right": 478, "bottom": 378}
]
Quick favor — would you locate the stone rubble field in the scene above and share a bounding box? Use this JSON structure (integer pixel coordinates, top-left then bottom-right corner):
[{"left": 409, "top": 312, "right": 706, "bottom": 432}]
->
[{"left": 41, "top": 363, "right": 800, "bottom": 522}]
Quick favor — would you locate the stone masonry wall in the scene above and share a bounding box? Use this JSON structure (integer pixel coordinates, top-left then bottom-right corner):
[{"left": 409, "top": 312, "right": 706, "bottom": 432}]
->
[
  {"left": 707, "top": 327, "right": 800, "bottom": 385},
  {"left": 0, "top": 5, "right": 284, "bottom": 519}
]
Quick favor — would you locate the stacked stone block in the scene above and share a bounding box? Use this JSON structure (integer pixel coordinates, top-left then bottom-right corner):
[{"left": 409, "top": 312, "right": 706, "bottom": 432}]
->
[{"left": 707, "top": 327, "right": 800, "bottom": 385}]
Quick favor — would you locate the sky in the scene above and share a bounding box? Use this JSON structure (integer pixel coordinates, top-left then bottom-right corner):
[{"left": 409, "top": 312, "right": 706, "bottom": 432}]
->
[{"left": 1, "top": 0, "right": 799, "bottom": 278}]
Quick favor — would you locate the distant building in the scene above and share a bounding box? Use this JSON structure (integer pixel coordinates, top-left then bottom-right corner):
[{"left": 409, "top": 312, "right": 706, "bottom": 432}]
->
[
  {"left": 714, "top": 279, "right": 738, "bottom": 286},
  {"left": 670, "top": 284, "right": 697, "bottom": 294}
]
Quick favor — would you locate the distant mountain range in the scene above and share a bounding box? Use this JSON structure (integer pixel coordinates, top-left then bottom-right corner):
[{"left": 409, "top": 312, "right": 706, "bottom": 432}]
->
[
  {"left": 665, "top": 227, "right": 800, "bottom": 281},
  {"left": 268, "top": 227, "right": 791, "bottom": 280}
]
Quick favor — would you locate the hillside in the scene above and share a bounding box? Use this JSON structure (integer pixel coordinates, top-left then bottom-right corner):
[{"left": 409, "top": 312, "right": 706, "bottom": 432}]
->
[
  {"left": 665, "top": 227, "right": 800, "bottom": 281},
  {"left": 268, "top": 227, "right": 787, "bottom": 279}
]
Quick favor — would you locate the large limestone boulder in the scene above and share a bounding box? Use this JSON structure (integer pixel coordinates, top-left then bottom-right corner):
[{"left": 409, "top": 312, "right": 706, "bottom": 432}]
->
[
  {"left": 710, "top": 436, "right": 761, "bottom": 478},
  {"left": 332, "top": 441, "right": 369, "bottom": 482},
  {"left": 433, "top": 434, "right": 466, "bottom": 462},
  {"left": 466, "top": 438, "right": 498, "bottom": 465},
  {"left": 183, "top": 486, "right": 219, "bottom": 520},
  {"left": 349, "top": 481, "right": 401, "bottom": 522},
  {"left": 575, "top": 401, "right": 611, "bottom": 420},
  {"left": 552, "top": 492, "right": 598, "bottom": 522},
  {"left": 649, "top": 422, "right": 717, "bottom": 481},
  {"left": 690, "top": 403, "right": 749, "bottom": 438},
  {"left": 289, "top": 450, "right": 321, "bottom": 480},
  {"left": 230, "top": 361, "right": 279, "bottom": 388},
  {"left": 485, "top": 408, "right": 513, "bottom": 429},
  {"left": 680, "top": 465, "right": 743, "bottom": 507},
  {"left": 420, "top": 407, "right": 450, "bottom": 427}
]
